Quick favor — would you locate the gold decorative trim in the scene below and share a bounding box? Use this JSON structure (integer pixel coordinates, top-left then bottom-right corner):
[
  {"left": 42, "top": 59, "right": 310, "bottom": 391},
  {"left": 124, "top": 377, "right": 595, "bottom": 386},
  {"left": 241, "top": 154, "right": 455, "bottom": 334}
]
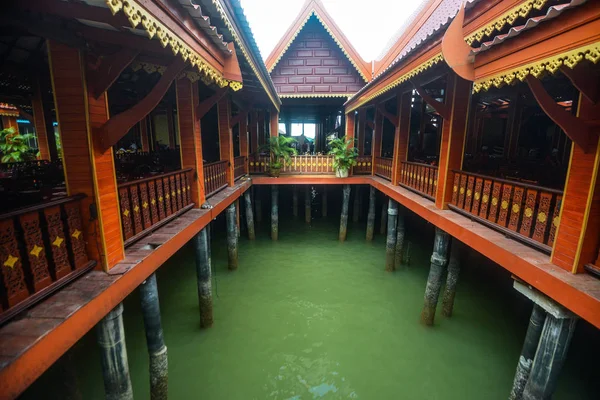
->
[
  {"left": 347, "top": 53, "right": 444, "bottom": 112},
  {"left": 279, "top": 93, "right": 354, "bottom": 99},
  {"left": 106, "top": 0, "right": 241, "bottom": 90},
  {"left": 473, "top": 42, "right": 600, "bottom": 93},
  {"left": 465, "top": 0, "right": 549, "bottom": 45},
  {"left": 209, "top": 0, "right": 279, "bottom": 108}
]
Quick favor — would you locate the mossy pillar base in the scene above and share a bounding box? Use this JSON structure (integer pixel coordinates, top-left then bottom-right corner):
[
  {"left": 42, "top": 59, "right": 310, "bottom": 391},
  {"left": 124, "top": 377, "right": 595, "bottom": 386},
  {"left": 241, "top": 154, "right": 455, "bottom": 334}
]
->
[
  {"left": 366, "top": 186, "right": 376, "bottom": 241},
  {"left": 385, "top": 200, "right": 398, "bottom": 272},
  {"left": 194, "top": 227, "right": 213, "bottom": 328},
  {"left": 96, "top": 303, "right": 134, "bottom": 400},
  {"left": 441, "top": 239, "right": 461, "bottom": 317},
  {"left": 394, "top": 208, "right": 405, "bottom": 268},
  {"left": 271, "top": 185, "right": 279, "bottom": 240},
  {"left": 139, "top": 273, "right": 168, "bottom": 400},
  {"left": 322, "top": 186, "right": 328, "bottom": 217},
  {"left": 339, "top": 184, "right": 350, "bottom": 242},
  {"left": 244, "top": 191, "right": 255, "bottom": 240},
  {"left": 304, "top": 186, "right": 311, "bottom": 224},
  {"left": 226, "top": 203, "right": 238, "bottom": 270},
  {"left": 420, "top": 228, "right": 450, "bottom": 326}
]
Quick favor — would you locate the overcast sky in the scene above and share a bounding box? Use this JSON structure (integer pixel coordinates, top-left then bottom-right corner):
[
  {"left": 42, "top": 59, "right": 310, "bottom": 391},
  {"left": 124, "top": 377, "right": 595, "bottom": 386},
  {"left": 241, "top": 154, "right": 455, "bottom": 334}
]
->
[{"left": 239, "top": 0, "right": 424, "bottom": 61}]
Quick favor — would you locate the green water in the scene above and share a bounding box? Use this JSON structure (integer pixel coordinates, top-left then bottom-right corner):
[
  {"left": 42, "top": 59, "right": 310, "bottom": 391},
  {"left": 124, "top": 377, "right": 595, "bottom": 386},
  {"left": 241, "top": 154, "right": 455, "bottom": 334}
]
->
[{"left": 21, "top": 213, "right": 598, "bottom": 399}]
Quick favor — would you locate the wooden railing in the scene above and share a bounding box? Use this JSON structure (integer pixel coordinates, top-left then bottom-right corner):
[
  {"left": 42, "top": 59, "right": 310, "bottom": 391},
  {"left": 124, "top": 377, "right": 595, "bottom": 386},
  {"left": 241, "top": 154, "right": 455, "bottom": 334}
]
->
[
  {"left": 249, "top": 154, "right": 335, "bottom": 174},
  {"left": 204, "top": 160, "right": 228, "bottom": 198},
  {"left": 234, "top": 156, "right": 247, "bottom": 180},
  {"left": 353, "top": 156, "right": 372, "bottom": 174},
  {"left": 448, "top": 170, "right": 562, "bottom": 253},
  {"left": 0, "top": 194, "right": 96, "bottom": 324},
  {"left": 118, "top": 169, "right": 194, "bottom": 247},
  {"left": 374, "top": 157, "right": 393, "bottom": 181},
  {"left": 399, "top": 161, "right": 439, "bottom": 200}
]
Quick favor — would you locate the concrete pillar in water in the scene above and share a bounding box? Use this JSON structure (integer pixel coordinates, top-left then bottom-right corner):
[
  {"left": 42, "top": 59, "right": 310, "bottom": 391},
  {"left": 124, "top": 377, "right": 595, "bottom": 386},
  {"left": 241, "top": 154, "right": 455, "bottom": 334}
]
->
[
  {"left": 339, "top": 184, "right": 351, "bottom": 241},
  {"left": 255, "top": 186, "right": 262, "bottom": 223},
  {"left": 352, "top": 186, "right": 360, "bottom": 223},
  {"left": 293, "top": 185, "right": 298, "bottom": 217},
  {"left": 420, "top": 228, "right": 450, "bottom": 325},
  {"left": 366, "top": 186, "right": 376, "bottom": 241},
  {"left": 96, "top": 303, "right": 134, "bottom": 400},
  {"left": 394, "top": 207, "right": 405, "bottom": 269},
  {"left": 380, "top": 197, "right": 388, "bottom": 235},
  {"left": 322, "top": 185, "right": 328, "bottom": 217},
  {"left": 139, "top": 273, "right": 168, "bottom": 400},
  {"left": 271, "top": 185, "right": 279, "bottom": 240},
  {"left": 244, "top": 190, "right": 255, "bottom": 240},
  {"left": 304, "top": 186, "right": 311, "bottom": 224},
  {"left": 226, "top": 202, "right": 238, "bottom": 270},
  {"left": 385, "top": 200, "right": 398, "bottom": 272},
  {"left": 512, "top": 281, "right": 578, "bottom": 400},
  {"left": 441, "top": 239, "right": 461, "bottom": 317},
  {"left": 194, "top": 227, "right": 213, "bottom": 328},
  {"left": 509, "top": 304, "right": 546, "bottom": 400}
]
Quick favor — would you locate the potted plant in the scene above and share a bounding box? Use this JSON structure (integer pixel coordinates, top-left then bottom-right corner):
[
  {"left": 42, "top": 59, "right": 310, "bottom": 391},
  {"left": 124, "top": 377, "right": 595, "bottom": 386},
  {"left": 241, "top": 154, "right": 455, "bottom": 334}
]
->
[
  {"left": 328, "top": 136, "right": 357, "bottom": 178},
  {"left": 260, "top": 136, "right": 297, "bottom": 177},
  {"left": 0, "top": 127, "right": 36, "bottom": 163}
]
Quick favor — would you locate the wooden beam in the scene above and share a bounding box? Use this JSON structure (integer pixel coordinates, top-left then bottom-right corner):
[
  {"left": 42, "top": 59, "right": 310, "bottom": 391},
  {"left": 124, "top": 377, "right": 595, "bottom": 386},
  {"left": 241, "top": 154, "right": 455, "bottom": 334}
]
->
[
  {"left": 376, "top": 104, "right": 399, "bottom": 127},
  {"left": 230, "top": 109, "right": 250, "bottom": 128},
  {"left": 559, "top": 64, "right": 599, "bottom": 104},
  {"left": 525, "top": 75, "right": 592, "bottom": 153},
  {"left": 196, "top": 87, "right": 229, "bottom": 120},
  {"left": 412, "top": 82, "right": 451, "bottom": 120},
  {"left": 88, "top": 48, "right": 139, "bottom": 99},
  {"left": 441, "top": 4, "right": 475, "bottom": 81},
  {"left": 98, "top": 57, "right": 186, "bottom": 151}
]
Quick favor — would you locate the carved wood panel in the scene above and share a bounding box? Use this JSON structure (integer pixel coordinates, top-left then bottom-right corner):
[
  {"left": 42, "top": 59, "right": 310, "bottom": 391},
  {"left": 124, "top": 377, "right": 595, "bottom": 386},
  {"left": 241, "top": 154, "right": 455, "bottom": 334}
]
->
[
  {"left": 63, "top": 201, "right": 89, "bottom": 269},
  {"left": 138, "top": 182, "right": 152, "bottom": 230},
  {"left": 129, "top": 186, "right": 143, "bottom": 235},
  {"left": 119, "top": 187, "right": 133, "bottom": 240},
  {"left": 532, "top": 192, "right": 553, "bottom": 244},
  {"left": 519, "top": 189, "right": 538, "bottom": 238},
  {"left": 19, "top": 211, "right": 51, "bottom": 291},
  {"left": 43, "top": 206, "right": 72, "bottom": 279},
  {"left": 148, "top": 180, "right": 160, "bottom": 225}
]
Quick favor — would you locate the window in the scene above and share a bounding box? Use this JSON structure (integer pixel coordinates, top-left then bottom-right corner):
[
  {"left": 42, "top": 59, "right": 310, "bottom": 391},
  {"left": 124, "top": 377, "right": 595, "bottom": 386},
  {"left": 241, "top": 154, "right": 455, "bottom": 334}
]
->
[
  {"left": 290, "top": 122, "right": 316, "bottom": 138},
  {"left": 278, "top": 123, "right": 286, "bottom": 135}
]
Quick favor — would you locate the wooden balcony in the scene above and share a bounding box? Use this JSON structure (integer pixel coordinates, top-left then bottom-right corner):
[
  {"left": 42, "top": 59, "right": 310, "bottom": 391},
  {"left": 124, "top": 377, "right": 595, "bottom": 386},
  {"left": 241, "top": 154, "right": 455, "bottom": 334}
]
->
[
  {"left": 0, "top": 194, "right": 96, "bottom": 324},
  {"left": 117, "top": 169, "right": 194, "bottom": 247},
  {"left": 203, "top": 160, "right": 228, "bottom": 198},
  {"left": 448, "top": 170, "right": 562, "bottom": 254},
  {"left": 234, "top": 156, "right": 247, "bottom": 181},
  {"left": 399, "top": 161, "right": 439, "bottom": 201},
  {"left": 249, "top": 154, "right": 335, "bottom": 175},
  {"left": 353, "top": 156, "right": 372, "bottom": 175},
  {"left": 374, "top": 157, "right": 393, "bottom": 181}
]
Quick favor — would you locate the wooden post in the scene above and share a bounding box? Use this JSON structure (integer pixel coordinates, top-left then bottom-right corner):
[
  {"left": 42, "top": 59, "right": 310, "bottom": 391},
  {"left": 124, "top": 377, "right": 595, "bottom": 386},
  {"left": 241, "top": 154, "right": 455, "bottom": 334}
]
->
[
  {"left": 357, "top": 108, "right": 366, "bottom": 156},
  {"left": 305, "top": 186, "right": 311, "bottom": 224},
  {"left": 271, "top": 185, "right": 278, "bottom": 240},
  {"left": 270, "top": 107, "right": 279, "bottom": 137},
  {"left": 366, "top": 186, "right": 376, "bottom": 241},
  {"left": 140, "top": 117, "right": 151, "bottom": 152},
  {"left": 441, "top": 239, "right": 461, "bottom": 316},
  {"left": 176, "top": 79, "right": 205, "bottom": 206},
  {"left": 194, "top": 227, "right": 213, "bottom": 328},
  {"left": 139, "top": 273, "right": 168, "bottom": 400},
  {"left": 435, "top": 73, "right": 472, "bottom": 209},
  {"left": 420, "top": 227, "right": 450, "bottom": 325},
  {"left": 345, "top": 111, "right": 356, "bottom": 174},
  {"left": 226, "top": 203, "right": 238, "bottom": 270},
  {"left": 31, "top": 82, "right": 51, "bottom": 160},
  {"left": 217, "top": 97, "right": 234, "bottom": 186},
  {"left": 339, "top": 184, "right": 350, "bottom": 242},
  {"left": 239, "top": 111, "right": 249, "bottom": 173},
  {"left": 385, "top": 199, "right": 398, "bottom": 272},
  {"left": 96, "top": 303, "right": 133, "bottom": 400},
  {"left": 392, "top": 91, "right": 411, "bottom": 185},
  {"left": 509, "top": 304, "right": 546, "bottom": 400},
  {"left": 372, "top": 110, "right": 383, "bottom": 172},
  {"left": 551, "top": 94, "right": 600, "bottom": 273},
  {"left": 322, "top": 185, "right": 327, "bottom": 217},
  {"left": 293, "top": 185, "right": 299, "bottom": 217},
  {"left": 48, "top": 40, "right": 124, "bottom": 270},
  {"left": 394, "top": 207, "right": 405, "bottom": 269},
  {"left": 244, "top": 190, "right": 255, "bottom": 240}
]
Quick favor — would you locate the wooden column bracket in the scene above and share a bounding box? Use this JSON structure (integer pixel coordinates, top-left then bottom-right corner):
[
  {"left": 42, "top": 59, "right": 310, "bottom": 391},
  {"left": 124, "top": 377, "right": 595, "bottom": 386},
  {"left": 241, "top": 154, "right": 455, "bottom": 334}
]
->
[
  {"left": 98, "top": 57, "right": 186, "bottom": 152},
  {"left": 196, "top": 87, "right": 229, "bottom": 119},
  {"left": 412, "top": 82, "right": 451, "bottom": 120},
  {"left": 559, "top": 64, "right": 599, "bottom": 104},
  {"left": 88, "top": 48, "right": 139, "bottom": 99},
  {"left": 441, "top": 4, "right": 475, "bottom": 81},
  {"left": 525, "top": 75, "right": 591, "bottom": 153},
  {"left": 376, "top": 104, "right": 399, "bottom": 127}
]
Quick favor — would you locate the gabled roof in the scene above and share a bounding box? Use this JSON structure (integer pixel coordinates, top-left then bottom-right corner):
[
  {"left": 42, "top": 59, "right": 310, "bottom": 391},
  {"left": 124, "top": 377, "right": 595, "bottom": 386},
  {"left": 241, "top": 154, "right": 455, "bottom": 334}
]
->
[{"left": 265, "top": 0, "right": 371, "bottom": 82}]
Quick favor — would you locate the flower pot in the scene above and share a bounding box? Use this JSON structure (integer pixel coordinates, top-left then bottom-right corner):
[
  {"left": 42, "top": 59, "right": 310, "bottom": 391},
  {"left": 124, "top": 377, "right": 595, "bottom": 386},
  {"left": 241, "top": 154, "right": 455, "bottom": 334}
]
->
[
  {"left": 335, "top": 168, "right": 349, "bottom": 178},
  {"left": 269, "top": 167, "right": 281, "bottom": 177}
]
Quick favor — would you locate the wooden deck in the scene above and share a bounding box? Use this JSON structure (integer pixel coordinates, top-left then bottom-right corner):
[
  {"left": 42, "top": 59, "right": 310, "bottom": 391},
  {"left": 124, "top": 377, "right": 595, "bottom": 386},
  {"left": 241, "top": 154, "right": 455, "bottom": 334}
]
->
[
  {"left": 1, "top": 174, "right": 599, "bottom": 399},
  {"left": 0, "top": 180, "right": 250, "bottom": 400}
]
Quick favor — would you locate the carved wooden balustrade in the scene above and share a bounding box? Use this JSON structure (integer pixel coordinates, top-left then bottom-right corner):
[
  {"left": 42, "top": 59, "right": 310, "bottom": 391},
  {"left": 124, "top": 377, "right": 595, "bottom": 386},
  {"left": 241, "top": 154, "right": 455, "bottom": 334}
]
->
[
  {"left": 399, "top": 161, "right": 439, "bottom": 200},
  {"left": 118, "top": 169, "right": 194, "bottom": 247},
  {"left": 203, "top": 160, "right": 228, "bottom": 198},
  {"left": 0, "top": 194, "right": 96, "bottom": 324},
  {"left": 353, "top": 156, "right": 372, "bottom": 174},
  {"left": 374, "top": 157, "right": 393, "bottom": 181},
  {"left": 448, "top": 170, "right": 562, "bottom": 253},
  {"left": 234, "top": 156, "right": 247, "bottom": 181},
  {"left": 249, "top": 154, "right": 335, "bottom": 174}
]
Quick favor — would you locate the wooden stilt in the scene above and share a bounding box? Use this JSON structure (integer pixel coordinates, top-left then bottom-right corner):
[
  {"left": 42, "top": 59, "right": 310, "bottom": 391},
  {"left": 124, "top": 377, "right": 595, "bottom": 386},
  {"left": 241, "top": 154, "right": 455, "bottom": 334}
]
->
[
  {"left": 244, "top": 191, "right": 255, "bottom": 240},
  {"left": 271, "top": 185, "right": 279, "bottom": 240},
  {"left": 394, "top": 207, "right": 405, "bottom": 269},
  {"left": 366, "top": 186, "right": 376, "bottom": 241},
  {"left": 420, "top": 228, "right": 450, "bottom": 325},
  {"left": 194, "top": 227, "right": 213, "bottom": 328},
  {"left": 385, "top": 200, "right": 398, "bottom": 272},
  {"left": 441, "top": 239, "right": 461, "bottom": 317},
  {"left": 339, "top": 184, "right": 351, "bottom": 241},
  {"left": 226, "top": 203, "right": 238, "bottom": 270}
]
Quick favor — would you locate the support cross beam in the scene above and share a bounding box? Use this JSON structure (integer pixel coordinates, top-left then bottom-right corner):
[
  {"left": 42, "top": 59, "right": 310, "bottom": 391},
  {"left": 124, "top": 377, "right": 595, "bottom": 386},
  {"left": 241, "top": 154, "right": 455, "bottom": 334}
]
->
[
  {"left": 88, "top": 48, "right": 140, "bottom": 99},
  {"left": 98, "top": 57, "right": 186, "bottom": 152},
  {"left": 230, "top": 107, "right": 251, "bottom": 128},
  {"left": 412, "top": 82, "right": 451, "bottom": 120},
  {"left": 196, "top": 87, "right": 229, "bottom": 120},
  {"left": 559, "top": 64, "right": 599, "bottom": 104},
  {"left": 376, "top": 104, "right": 399, "bottom": 127}
]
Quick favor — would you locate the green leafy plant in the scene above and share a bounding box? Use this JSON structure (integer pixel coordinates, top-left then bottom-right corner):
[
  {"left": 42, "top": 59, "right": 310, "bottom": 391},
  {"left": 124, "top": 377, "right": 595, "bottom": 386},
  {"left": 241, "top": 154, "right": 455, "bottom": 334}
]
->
[
  {"left": 260, "top": 136, "right": 297, "bottom": 176},
  {"left": 328, "top": 136, "right": 358, "bottom": 174},
  {"left": 0, "top": 127, "right": 36, "bottom": 163}
]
